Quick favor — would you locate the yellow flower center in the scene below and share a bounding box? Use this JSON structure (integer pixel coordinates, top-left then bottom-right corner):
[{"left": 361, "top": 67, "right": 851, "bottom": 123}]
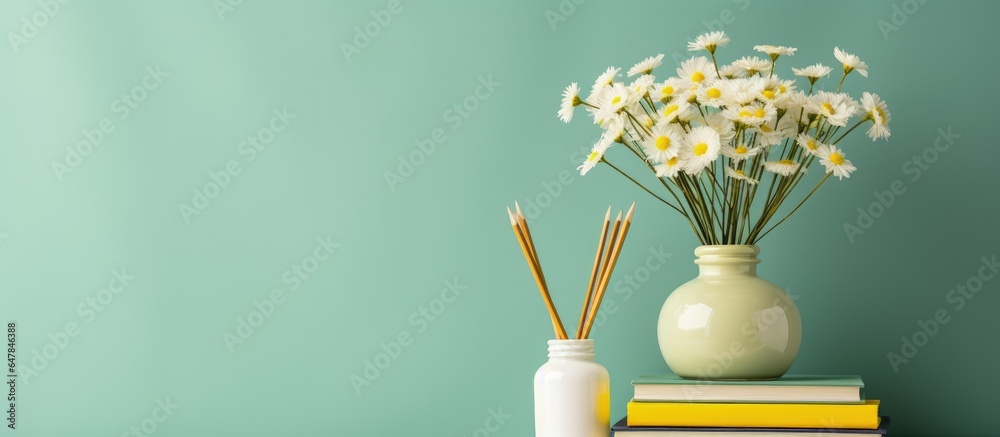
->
[
  {"left": 779, "top": 85, "right": 787, "bottom": 93},
  {"left": 760, "top": 124, "right": 772, "bottom": 133},
  {"left": 644, "top": 117, "right": 654, "bottom": 128},
  {"left": 807, "top": 140, "right": 817, "bottom": 150},
  {"left": 735, "top": 145, "right": 748, "bottom": 154},
  {"left": 706, "top": 88, "right": 721, "bottom": 99},
  {"left": 663, "top": 104, "right": 679, "bottom": 117},
  {"left": 667, "top": 156, "right": 679, "bottom": 166},
  {"left": 588, "top": 151, "right": 600, "bottom": 162},
  {"left": 691, "top": 72, "right": 706, "bottom": 83},
  {"left": 761, "top": 90, "right": 775, "bottom": 100},
  {"left": 661, "top": 86, "right": 674, "bottom": 96},
  {"left": 735, "top": 169, "right": 746, "bottom": 176},
  {"left": 822, "top": 102, "right": 835, "bottom": 114},
  {"left": 655, "top": 136, "right": 671, "bottom": 151},
  {"left": 829, "top": 152, "right": 845, "bottom": 165},
  {"left": 779, "top": 159, "right": 795, "bottom": 165},
  {"left": 874, "top": 105, "right": 887, "bottom": 121},
  {"left": 753, "top": 108, "right": 766, "bottom": 118},
  {"left": 611, "top": 96, "right": 621, "bottom": 105},
  {"left": 693, "top": 142, "right": 709, "bottom": 156},
  {"left": 738, "top": 109, "right": 752, "bottom": 118}
]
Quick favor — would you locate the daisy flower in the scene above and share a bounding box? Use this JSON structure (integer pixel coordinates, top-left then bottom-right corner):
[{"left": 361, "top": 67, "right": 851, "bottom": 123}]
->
[
  {"left": 817, "top": 144, "right": 856, "bottom": 179},
  {"left": 721, "top": 143, "right": 762, "bottom": 162},
  {"left": 723, "top": 102, "right": 776, "bottom": 127},
  {"left": 807, "top": 91, "right": 858, "bottom": 126},
  {"left": 594, "top": 83, "right": 633, "bottom": 120},
  {"left": 628, "top": 54, "right": 664, "bottom": 77},
  {"left": 696, "top": 80, "right": 736, "bottom": 108},
  {"left": 860, "top": 92, "right": 891, "bottom": 141},
  {"left": 792, "top": 63, "right": 833, "bottom": 84},
  {"left": 659, "top": 99, "right": 691, "bottom": 123},
  {"left": 677, "top": 56, "right": 717, "bottom": 85},
  {"left": 834, "top": 47, "right": 868, "bottom": 77},
  {"left": 655, "top": 156, "right": 684, "bottom": 178},
  {"left": 558, "top": 82, "right": 582, "bottom": 123},
  {"left": 591, "top": 66, "right": 621, "bottom": 95},
  {"left": 731, "top": 56, "right": 771, "bottom": 77},
  {"left": 600, "top": 117, "right": 630, "bottom": 145},
  {"left": 702, "top": 113, "right": 736, "bottom": 142},
  {"left": 753, "top": 116, "right": 796, "bottom": 147},
  {"left": 725, "top": 167, "right": 759, "bottom": 185},
  {"left": 642, "top": 123, "right": 684, "bottom": 163},
  {"left": 753, "top": 44, "right": 797, "bottom": 61},
  {"left": 628, "top": 74, "right": 656, "bottom": 98},
  {"left": 687, "top": 31, "right": 730, "bottom": 54},
  {"left": 763, "top": 159, "right": 804, "bottom": 176},
  {"left": 651, "top": 77, "right": 687, "bottom": 103},
  {"left": 795, "top": 133, "right": 825, "bottom": 157},
  {"left": 718, "top": 62, "right": 743, "bottom": 78},
  {"left": 680, "top": 126, "right": 722, "bottom": 174},
  {"left": 577, "top": 142, "right": 611, "bottom": 176}
]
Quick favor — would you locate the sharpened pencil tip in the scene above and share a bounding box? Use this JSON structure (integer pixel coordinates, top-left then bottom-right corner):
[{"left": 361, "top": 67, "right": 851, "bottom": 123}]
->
[
  {"left": 615, "top": 211, "right": 623, "bottom": 221},
  {"left": 625, "top": 201, "right": 636, "bottom": 222},
  {"left": 604, "top": 206, "right": 611, "bottom": 220},
  {"left": 507, "top": 207, "right": 517, "bottom": 226}
]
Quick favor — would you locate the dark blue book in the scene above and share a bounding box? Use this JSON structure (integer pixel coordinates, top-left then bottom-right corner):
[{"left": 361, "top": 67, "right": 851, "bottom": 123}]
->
[{"left": 611, "top": 416, "right": 890, "bottom": 436}]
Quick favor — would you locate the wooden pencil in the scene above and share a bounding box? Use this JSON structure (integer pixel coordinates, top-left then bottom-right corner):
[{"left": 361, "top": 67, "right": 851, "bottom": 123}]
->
[
  {"left": 582, "top": 202, "right": 635, "bottom": 338},
  {"left": 576, "top": 207, "right": 611, "bottom": 339},
  {"left": 508, "top": 208, "right": 568, "bottom": 339}
]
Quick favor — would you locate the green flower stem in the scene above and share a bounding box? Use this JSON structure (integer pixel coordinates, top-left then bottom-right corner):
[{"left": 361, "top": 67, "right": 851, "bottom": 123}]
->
[{"left": 752, "top": 173, "right": 831, "bottom": 243}]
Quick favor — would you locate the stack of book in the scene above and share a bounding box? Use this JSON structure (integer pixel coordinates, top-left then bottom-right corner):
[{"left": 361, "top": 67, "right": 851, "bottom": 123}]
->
[{"left": 612, "top": 374, "right": 890, "bottom": 436}]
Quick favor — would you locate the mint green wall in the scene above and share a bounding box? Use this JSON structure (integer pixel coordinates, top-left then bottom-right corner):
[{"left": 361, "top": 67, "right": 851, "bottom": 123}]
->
[{"left": 0, "top": 1, "right": 995, "bottom": 436}]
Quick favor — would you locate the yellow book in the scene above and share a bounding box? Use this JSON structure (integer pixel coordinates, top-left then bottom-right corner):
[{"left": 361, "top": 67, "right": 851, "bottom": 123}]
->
[{"left": 627, "top": 399, "right": 880, "bottom": 429}]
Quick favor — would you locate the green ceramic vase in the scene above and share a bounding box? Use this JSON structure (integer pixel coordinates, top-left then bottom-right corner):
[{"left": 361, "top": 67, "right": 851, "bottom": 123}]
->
[{"left": 657, "top": 245, "right": 801, "bottom": 380}]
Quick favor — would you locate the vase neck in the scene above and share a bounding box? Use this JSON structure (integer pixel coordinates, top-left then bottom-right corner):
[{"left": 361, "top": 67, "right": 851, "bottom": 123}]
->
[
  {"left": 547, "top": 339, "right": 595, "bottom": 361},
  {"left": 694, "top": 245, "right": 760, "bottom": 276}
]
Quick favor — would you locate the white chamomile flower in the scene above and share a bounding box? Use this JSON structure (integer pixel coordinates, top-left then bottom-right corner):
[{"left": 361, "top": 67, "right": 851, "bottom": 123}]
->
[
  {"left": 727, "top": 77, "right": 764, "bottom": 105},
  {"left": 723, "top": 102, "right": 775, "bottom": 126},
  {"left": 696, "top": 80, "right": 736, "bottom": 108},
  {"left": 860, "top": 92, "right": 891, "bottom": 141},
  {"left": 659, "top": 99, "right": 691, "bottom": 123},
  {"left": 702, "top": 113, "right": 736, "bottom": 142},
  {"left": 731, "top": 56, "right": 771, "bottom": 77},
  {"left": 721, "top": 143, "right": 762, "bottom": 162},
  {"left": 807, "top": 91, "right": 858, "bottom": 127},
  {"left": 634, "top": 110, "right": 658, "bottom": 130},
  {"left": 725, "top": 167, "right": 759, "bottom": 185},
  {"left": 628, "top": 54, "right": 664, "bottom": 77},
  {"left": 577, "top": 142, "right": 610, "bottom": 176},
  {"left": 792, "top": 63, "right": 833, "bottom": 84},
  {"left": 687, "top": 31, "right": 730, "bottom": 54},
  {"left": 795, "top": 133, "right": 825, "bottom": 157},
  {"left": 718, "top": 63, "right": 743, "bottom": 79},
  {"left": 759, "top": 76, "right": 795, "bottom": 102},
  {"left": 753, "top": 45, "right": 797, "bottom": 61},
  {"left": 651, "top": 77, "right": 687, "bottom": 103},
  {"left": 558, "top": 82, "right": 582, "bottom": 123},
  {"left": 680, "top": 126, "right": 722, "bottom": 174},
  {"left": 817, "top": 144, "right": 856, "bottom": 179},
  {"left": 628, "top": 75, "right": 656, "bottom": 98},
  {"left": 753, "top": 115, "right": 796, "bottom": 147},
  {"left": 642, "top": 123, "right": 684, "bottom": 163},
  {"left": 591, "top": 66, "right": 621, "bottom": 95},
  {"left": 834, "top": 47, "right": 868, "bottom": 77},
  {"left": 763, "top": 159, "right": 804, "bottom": 176},
  {"left": 654, "top": 156, "right": 683, "bottom": 179},
  {"left": 677, "top": 56, "right": 717, "bottom": 85},
  {"left": 594, "top": 83, "right": 633, "bottom": 120},
  {"left": 600, "top": 116, "right": 630, "bottom": 145}
]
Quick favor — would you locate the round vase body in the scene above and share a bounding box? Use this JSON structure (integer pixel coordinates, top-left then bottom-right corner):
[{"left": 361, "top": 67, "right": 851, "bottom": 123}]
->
[{"left": 657, "top": 245, "right": 801, "bottom": 380}]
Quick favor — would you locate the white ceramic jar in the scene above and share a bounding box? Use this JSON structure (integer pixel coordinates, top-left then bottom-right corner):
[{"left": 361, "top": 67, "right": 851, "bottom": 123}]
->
[{"left": 533, "top": 339, "right": 610, "bottom": 437}]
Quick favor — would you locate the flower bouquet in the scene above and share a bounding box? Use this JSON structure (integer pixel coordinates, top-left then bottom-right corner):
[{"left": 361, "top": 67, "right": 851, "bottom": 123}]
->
[
  {"left": 558, "top": 31, "right": 890, "bottom": 245},
  {"left": 557, "top": 32, "right": 892, "bottom": 378}
]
